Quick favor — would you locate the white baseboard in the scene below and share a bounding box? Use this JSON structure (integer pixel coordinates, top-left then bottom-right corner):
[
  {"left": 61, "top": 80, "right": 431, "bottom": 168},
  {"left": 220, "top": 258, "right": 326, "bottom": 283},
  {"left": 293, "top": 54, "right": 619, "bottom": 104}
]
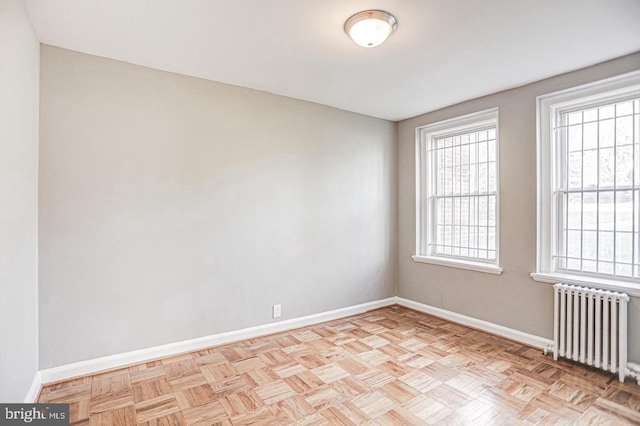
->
[
  {"left": 24, "top": 371, "right": 41, "bottom": 403},
  {"left": 627, "top": 362, "right": 640, "bottom": 385},
  {"left": 39, "top": 297, "right": 396, "bottom": 384},
  {"left": 396, "top": 297, "right": 554, "bottom": 351},
  {"left": 33, "top": 295, "right": 640, "bottom": 390}
]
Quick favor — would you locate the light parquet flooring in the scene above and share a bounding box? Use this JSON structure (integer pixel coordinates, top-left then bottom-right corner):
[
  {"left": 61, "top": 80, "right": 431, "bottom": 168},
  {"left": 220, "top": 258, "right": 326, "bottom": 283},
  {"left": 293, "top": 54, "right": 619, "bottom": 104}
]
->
[{"left": 38, "top": 306, "right": 640, "bottom": 425}]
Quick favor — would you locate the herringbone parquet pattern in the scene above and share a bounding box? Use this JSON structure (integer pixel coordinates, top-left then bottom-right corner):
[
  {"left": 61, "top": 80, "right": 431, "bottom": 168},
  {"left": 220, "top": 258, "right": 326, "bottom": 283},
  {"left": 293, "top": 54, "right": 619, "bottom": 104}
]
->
[{"left": 38, "top": 306, "right": 640, "bottom": 425}]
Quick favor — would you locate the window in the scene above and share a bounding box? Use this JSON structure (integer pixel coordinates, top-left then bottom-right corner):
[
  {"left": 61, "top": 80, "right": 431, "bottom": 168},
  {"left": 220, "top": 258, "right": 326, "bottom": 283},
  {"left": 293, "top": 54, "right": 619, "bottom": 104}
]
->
[
  {"left": 533, "top": 71, "right": 640, "bottom": 296},
  {"left": 413, "top": 109, "right": 502, "bottom": 274}
]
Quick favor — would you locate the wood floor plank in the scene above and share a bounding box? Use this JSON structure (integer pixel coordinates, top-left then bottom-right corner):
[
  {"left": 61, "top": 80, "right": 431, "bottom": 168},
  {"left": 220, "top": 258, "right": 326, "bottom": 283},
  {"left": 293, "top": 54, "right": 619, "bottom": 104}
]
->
[
  {"left": 219, "top": 389, "right": 263, "bottom": 417},
  {"left": 134, "top": 395, "right": 181, "bottom": 424},
  {"left": 132, "top": 378, "right": 173, "bottom": 404},
  {"left": 89, "top": 405, "right": 136, "bottom": 426},
  {"left": 175, "top": 384, "right": 218, "bottom": 410},
  {"left": 181, "top": 400, "right": 227, "bottom": 425},
  {"left": 253, "top": 379, "right": 296, "bottom": 405},
  {"left": 37, "top": 306, "right": 639, "bottom": 424}
]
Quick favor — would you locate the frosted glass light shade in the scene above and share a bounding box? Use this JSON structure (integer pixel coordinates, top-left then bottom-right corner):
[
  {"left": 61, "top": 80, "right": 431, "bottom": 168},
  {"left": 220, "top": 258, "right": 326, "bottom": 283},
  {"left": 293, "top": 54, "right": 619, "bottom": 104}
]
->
[{"left": 344, "top": 10, "right": 397, "bottom": 48}]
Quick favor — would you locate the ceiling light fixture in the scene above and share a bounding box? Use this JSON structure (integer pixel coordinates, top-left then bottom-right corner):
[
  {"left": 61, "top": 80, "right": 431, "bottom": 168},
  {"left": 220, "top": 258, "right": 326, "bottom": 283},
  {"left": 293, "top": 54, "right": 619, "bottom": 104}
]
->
[{"left": 344, "top": 10, "right": 398, "bottom": 48}]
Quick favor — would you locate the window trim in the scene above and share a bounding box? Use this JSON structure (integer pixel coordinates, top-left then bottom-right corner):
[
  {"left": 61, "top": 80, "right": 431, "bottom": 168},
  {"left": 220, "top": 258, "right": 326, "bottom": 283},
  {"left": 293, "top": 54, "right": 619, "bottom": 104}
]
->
[
  {"left": 533, "top": 70, "right": 640, "bottom": 295},
  {"left": 414, "top": 108, "right": 502, "bottom": 274}
]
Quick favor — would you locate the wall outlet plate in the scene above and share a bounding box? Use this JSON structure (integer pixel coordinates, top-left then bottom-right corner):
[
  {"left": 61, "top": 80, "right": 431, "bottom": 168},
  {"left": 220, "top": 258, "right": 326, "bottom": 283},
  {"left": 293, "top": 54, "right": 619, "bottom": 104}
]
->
[{"left": 272, "top": 304, "right": 282, "bottom": 318}]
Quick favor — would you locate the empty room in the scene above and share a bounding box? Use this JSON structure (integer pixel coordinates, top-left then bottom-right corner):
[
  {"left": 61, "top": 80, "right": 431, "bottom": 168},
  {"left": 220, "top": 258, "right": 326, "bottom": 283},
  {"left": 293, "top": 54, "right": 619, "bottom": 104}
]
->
[{"left": 2, "top": 0, "right": 640, "bottom": 424}]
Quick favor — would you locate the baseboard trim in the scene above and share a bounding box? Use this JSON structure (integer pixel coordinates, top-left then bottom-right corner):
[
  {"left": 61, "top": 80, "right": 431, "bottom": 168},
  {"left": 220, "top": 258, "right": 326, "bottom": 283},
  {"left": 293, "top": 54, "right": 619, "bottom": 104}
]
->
[
  {"left": 627, "top": 362, "right": 640, "bottom": 385},
  {"left": 396, "top": 297, "right": 554, "bottom": 351},
  {"left": 34, "top": 296, "right": 639, "bottom": 389},
  {"left": 24, "top": 371, "right": 41, "bottom": 403},
  {"left": 39, "top": 297, "right": 396, "bottom": 384}
]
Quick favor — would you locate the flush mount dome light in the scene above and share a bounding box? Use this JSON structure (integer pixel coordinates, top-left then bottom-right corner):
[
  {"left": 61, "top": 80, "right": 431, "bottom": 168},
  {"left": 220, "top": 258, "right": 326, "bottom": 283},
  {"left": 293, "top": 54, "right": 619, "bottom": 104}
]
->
[{"left": 344, "top": 10, "right": 397, "bottom": 48}]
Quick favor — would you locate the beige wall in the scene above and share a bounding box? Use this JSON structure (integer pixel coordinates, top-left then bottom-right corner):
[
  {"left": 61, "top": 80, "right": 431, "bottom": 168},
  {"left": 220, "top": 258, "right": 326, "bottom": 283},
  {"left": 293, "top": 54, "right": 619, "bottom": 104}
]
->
[
  {"left": 38, "top": 46, "right": 397, "bottom": 368},
  {"left": 397, "top": 52, "right": 640, "bottom": 362},
  {"left": 0, "top": 0, "right": 40, "bottom": 401}
]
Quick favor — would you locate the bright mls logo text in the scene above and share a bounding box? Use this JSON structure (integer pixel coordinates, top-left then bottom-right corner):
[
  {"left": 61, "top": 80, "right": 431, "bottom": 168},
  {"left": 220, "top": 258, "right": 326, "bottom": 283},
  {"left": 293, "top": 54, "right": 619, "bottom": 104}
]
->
[{"left": 1, "top": 404, "right": 68, "bottom": 425}]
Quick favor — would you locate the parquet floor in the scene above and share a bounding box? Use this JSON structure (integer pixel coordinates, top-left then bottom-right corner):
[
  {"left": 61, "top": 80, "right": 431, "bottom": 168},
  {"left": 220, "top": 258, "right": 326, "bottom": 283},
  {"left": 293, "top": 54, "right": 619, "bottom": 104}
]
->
[{"left": 38, "top": 306, "right": 640, "bottom": 425}]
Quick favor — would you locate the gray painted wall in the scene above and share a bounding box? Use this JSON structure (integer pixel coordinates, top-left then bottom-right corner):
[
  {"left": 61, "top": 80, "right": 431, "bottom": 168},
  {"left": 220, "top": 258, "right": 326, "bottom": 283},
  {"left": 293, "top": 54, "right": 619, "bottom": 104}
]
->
[
  {"left": 39, "top": 46, "right": 397, "bottom": 369},
  {"left": 397, "top": 53, "right": 640, "bottom": 363},
  {"left": 0, "top": 0, "right": 39, "bottom": 401}
]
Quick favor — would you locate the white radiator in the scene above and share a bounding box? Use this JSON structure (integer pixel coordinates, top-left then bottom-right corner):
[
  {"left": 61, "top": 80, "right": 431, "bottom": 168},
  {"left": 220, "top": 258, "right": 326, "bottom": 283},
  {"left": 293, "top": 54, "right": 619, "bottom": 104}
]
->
[{"left": 553, "top": 283, "right": 629, "bottom": 382}]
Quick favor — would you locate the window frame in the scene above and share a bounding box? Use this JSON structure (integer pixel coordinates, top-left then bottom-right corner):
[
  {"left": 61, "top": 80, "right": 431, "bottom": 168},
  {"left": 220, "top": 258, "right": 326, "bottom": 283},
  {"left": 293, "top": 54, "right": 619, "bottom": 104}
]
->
[
  {"left": 532, "top": 70, "right": 640, "bottom": 297},
  {"left": 413, "top": 108, "right": 503, "bottom": 275}
]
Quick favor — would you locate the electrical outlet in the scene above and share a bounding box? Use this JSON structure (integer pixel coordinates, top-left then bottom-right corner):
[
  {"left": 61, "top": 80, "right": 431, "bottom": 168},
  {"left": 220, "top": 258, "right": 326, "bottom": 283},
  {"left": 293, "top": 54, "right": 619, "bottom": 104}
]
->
[{"left": 272, "top": 304, "right": 282, "bottom": 318}]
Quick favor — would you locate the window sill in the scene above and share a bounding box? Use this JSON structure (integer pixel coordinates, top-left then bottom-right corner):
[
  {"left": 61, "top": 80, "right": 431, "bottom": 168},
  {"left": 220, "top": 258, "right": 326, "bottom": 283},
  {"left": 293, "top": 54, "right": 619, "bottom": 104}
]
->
[
  {"left": 412, "top": 255, "right": 503, "bottom": 275},
  {"left": 530, "top": 272, "right": 640, "bottom": 297}
]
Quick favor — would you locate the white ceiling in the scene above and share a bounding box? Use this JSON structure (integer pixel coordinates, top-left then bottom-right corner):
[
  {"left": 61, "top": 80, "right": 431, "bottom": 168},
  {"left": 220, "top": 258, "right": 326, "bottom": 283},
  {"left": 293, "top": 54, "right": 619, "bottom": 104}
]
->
[{"left": 24, "top": 0, "right": 640, "bottom": 121}]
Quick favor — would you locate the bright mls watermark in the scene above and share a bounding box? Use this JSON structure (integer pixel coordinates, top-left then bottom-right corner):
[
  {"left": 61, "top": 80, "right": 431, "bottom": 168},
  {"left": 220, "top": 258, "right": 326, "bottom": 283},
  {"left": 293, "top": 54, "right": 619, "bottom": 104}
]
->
[{"left": 1, "top": 404, "right": 68, "bottom": 425}]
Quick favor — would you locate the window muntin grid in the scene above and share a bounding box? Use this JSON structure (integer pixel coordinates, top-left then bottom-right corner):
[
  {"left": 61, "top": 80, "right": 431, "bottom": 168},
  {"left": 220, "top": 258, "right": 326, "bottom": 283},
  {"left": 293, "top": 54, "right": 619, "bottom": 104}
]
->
[
  {"left": 555, "top": 98, "right": 640, "bottom": 279},
  {"left": 429, "top": 126, "right": 498, "bottom": 262}
]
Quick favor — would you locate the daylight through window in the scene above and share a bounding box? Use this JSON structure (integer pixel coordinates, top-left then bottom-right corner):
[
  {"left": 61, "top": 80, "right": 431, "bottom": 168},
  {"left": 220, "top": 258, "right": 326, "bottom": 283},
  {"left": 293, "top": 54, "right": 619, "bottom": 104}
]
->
[
  {"left": 415, "top": 109, "right": 501, "bottom": 274},
  {"left": 535, "top": 71, "right": 640, "bottom": 292},
  {"left": 555, "top": 98, "right": 640, "bottom": 278}
]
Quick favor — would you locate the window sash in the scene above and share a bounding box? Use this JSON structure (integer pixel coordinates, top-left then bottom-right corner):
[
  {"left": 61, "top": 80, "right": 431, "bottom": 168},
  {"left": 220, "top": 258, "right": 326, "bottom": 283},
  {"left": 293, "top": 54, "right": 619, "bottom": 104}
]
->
[{"left": 429, "top": 193, "right": 498, "bottom": 261}]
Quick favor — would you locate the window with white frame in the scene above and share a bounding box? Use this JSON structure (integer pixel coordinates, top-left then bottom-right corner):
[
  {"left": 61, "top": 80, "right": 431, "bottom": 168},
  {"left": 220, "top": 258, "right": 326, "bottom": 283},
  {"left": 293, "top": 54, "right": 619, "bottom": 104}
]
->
[
  {"left": 534, "top": 71, "right": 640, "bottom": 294},
  {"left": 413, "top": 109, "right": 502, "bottom": 274}
]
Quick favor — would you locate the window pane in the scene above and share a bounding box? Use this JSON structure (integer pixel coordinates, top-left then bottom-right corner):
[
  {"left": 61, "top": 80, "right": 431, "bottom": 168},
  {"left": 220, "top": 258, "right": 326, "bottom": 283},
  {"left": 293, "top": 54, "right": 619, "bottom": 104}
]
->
[
  {"left": 567, "top": 258, "right": 581, "bottom": 271},
  {"left": 600, "top": 119, "right": 615, "bottom": 148},
  {"left": 615, "top": 263, "right": 632, "bottom": 277},
  {"left": 599, "top": 262, "right": 614, "bottom": 275},
  {"left": 469, "top": 198, "right": 477, "bottom": 226},
  {"left": 617, "top": 101, "right": 633, "bottom": 117},
  {"left": 568, "top": 152, "right": 582, "bottom": 189},
  {"left": 568, "top": 111, "right": 582, "bottom": 125},
  {"left": 616, "top": 263, "right": 632, "bottom": 277},
  {"left": 583, "top": 149, "right": 597, "bottom": 188},
  {"left": 488, "top": 162, "right": 497, "bottom": 192},
  {"left": 469, "top": 142, "right": 477, "bottom": 165},
  {"left": 616, "top": 145, "right": 634, "bottom": 187},
  {"left": 616, "top": 232, "right": 632, "bottom": 263},
  {"left": 584, "top": 107, "right": 598, "bottom": 122},
  {"left": 582, "top": 192, "right": 597, "bottom": 231},
  {"left": 582, "top": 230, "right": 597, "bottom": 260},
  {"left": 599, "top": 191, "right": 614, "bottom": 231},
  {"left": 461, "top": 165, "right": 469, "bottom": 193},
  {"left": 616, "top": 191, "right": 633, "bottom": 232},
  {"left": 478, "top": 141, "right": 487, "bottom": 162},
  {"left": 568, "top": 125, "right": 582, "bottom": 152},
  {"left": 444, "top": 225, "right": 452, "bottom": 247},
  {"left": 583, "top": 259, "right": 597, "bottom": 272},
  {"left": 617, "top": 115, "right": 633, "bottom": 145},
  {"left": 583, "top": 122, "right": 598, "bottom": 150},
  {"left": 478, "top": 226, "right": 487, "bottom": 249},
  {"left": 598, "top": 231, "right": 613, "bottom": 262},
  {"left": 567, "top": 193, "right": 582, "bottom": 230},
  {"left": 488, "top": 195, "right": 496, "bottom": 226},
  {"left": 488, "top": 227, "right": 496, "bottom": 250},
  {"left": 599, "top": 104, "right": 615, "bottom": 119},
  {"left": 478, "top": 163, "right": 487, "bottom": 192},
  {"left": 599, "top": 147, "right": 614, "bottom": 188},
  {"left": 567, "top": 230, "right": 581, "bottom": 258},
  {"left": 479, "top": 196, "right": 488, "bottom": 225}
]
